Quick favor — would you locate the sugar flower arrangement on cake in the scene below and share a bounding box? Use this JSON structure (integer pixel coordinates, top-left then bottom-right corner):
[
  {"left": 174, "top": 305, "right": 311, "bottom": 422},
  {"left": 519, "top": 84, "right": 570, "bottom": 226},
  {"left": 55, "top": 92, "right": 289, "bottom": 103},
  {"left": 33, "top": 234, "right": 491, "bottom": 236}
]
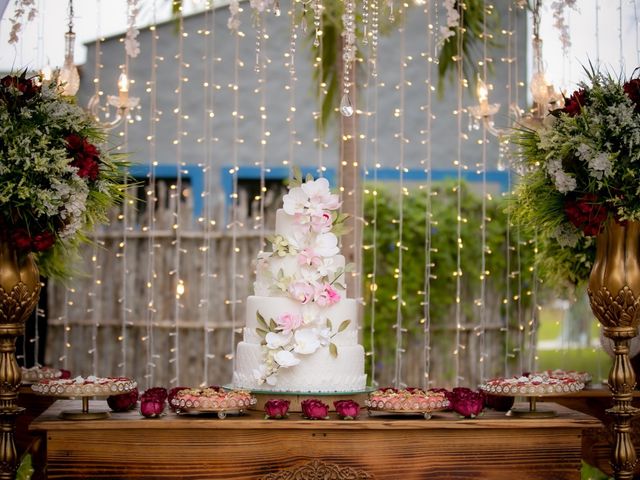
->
[
  {"left": 251, "top": 171, "right": 354, "bottom": 386},
  {"left": 0, "top": 70, "right": 127, "bottom": 277},
  {"left": 510, "top": 66, "right": 640, "bottom": 287}
]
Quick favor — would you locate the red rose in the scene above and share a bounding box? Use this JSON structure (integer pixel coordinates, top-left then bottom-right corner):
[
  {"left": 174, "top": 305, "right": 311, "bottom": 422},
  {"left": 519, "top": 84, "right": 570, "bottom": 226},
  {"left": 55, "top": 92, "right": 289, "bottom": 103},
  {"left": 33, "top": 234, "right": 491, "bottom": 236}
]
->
[
  {"left": 31, "top": 231, "right": 55, "bottom": 251},
  {"left": 140, "top": 397, "right": 165, "bottom": 417},
  {"left": 264, "top": 399, "right": 290, "bottom": 419},
  {"left": 11, "top": 229, "right": 32, "bottom": 251},
  {"left": 564, "top": 194, "right": 608, "bottom": 236},
  {"left": 143, "top": 387, "right": 168, "bottom": 402},
  {"left": 140, "top": 387, "right": 167, "bottom": 417},
  {"left": 71, "top": 156, "right": 100, "bottom": 181},
  {"left": 446, "top": 387, "right": 485, "bottom": 418},
  {"left": 624, "top": 78, "right": 640, "bottom": 112},
  {"left": 301, "top": 399, "right": 329, "bottom": 420},
  {"left": 562, "top": 89, "right": 587, "bottom": 117},
  {"left": 59, "top": 369, "right": 72, "bottom": 379},
  {"left": 65, "top": 134, "right": 85, "bottom": 154},
  {"left": 82, "top": 139, "right": 100, "bottom": 158},
  {"left": 333, "top": 400, "right": 360, "bottom": 420},
  {"left": 107, "top": 388, "right": 139, "bottom": 412}
]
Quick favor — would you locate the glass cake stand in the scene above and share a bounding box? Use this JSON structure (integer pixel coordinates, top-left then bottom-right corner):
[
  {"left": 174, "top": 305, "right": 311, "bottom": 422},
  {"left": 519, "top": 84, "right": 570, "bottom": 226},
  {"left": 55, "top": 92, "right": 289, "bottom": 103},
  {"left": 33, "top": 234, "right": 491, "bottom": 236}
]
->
[
  {"left": 31, "top": 378, "right": 137, "bottom": 420},
  {"left": 227, "top": 385, "right": 374, "bottom": 412}
]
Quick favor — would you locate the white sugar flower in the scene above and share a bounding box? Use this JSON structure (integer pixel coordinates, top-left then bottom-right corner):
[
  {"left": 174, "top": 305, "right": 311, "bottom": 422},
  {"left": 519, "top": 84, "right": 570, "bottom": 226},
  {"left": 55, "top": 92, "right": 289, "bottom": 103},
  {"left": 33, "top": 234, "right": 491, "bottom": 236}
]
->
[
  {"left": 313, "top": 233, "right": 339, "bottom": 257},
  {"left": 265, "top": 331, "right": 292, "bottom": 350},
  {"left": 301, "top": 177, "right": 341, "bottom": 212},
  {"left": 283, "top": 186, "right": 309, "bottom": 215},
  {"left": 293, "top": 328, "right": 322, "bottom": 355},
  {"left": 317, "top": 258, "right": 340, "bottom": 277},
  {"left": 273, "top": 350, "right": 300, "bottom": 368}
]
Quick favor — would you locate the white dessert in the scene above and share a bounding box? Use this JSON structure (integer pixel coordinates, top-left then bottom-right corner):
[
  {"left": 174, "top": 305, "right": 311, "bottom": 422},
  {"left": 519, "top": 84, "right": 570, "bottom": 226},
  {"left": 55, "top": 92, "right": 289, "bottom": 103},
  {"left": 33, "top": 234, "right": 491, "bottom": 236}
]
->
[{"left": 232, "top": 176, "right": 367, "bottom": 392}]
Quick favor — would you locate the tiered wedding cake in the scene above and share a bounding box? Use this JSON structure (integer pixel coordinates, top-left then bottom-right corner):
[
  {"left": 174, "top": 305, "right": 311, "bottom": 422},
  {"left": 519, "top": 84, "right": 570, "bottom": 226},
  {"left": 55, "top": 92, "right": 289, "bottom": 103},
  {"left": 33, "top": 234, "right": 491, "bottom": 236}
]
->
[{"left": 233, "top": 175, "right": 367, "bottom": 392}]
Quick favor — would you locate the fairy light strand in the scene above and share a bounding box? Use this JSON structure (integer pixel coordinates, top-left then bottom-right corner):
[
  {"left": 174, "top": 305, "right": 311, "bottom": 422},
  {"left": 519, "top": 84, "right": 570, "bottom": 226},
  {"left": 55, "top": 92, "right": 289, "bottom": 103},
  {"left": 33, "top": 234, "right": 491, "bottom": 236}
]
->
[
  {"left": 119, "top": 44, "right": 131, "bottom": 379},
  {"left": 503, "top": 0, "right": 514, "bottom": 377},
  {"left": 87, "top": 0, "right": 103, "bottom": 376},
  {"left": 256, "top": 18, "right": 268, "bottom": 246},
  {"left": 227, "top": 24, "right": 242, "bottom": 371},
  {"left": 314, "top": 0, "right": 325, "bottom": 174},
  {"left": 170, "top": 1, "right": 186, "bottom": 386},
  {"left": 286, "top": 4, "right": 298, "bottom": 169},
  {"left": 393, "top": 16, "right": 406, "bottom": 389},
  {"left": 620, "top": 0, "right": 624, "bottom": 72},
  {"left": 634, "top": 0, "right": 640, "bottom": 67},
  {"left": 453, "top": 0, "right": 465, "bottom": 387},
  {"left": 200, "top": 1, "right": 215, "bottom": 386},
  {"left": 595, "top": 0, "right": 600, "bottom": 66},
  {"left": 144, "top": 0, "right": 159, "bottom": 388},
  {"left": 368, "top": 20, "right": 381, "bottom": 387},
  {"left": 421, "top": 0, "right": 435, "bottom": 390},
  {"left": 478, "top": 0, "right": 489, "bottom": 382}
]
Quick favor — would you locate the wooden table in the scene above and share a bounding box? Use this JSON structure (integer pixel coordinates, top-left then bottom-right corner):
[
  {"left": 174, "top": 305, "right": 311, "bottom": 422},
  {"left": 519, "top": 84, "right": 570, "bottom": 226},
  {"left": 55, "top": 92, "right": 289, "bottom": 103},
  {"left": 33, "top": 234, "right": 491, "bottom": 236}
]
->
[{"left": 30, "top": 400, "right": 600, "bottom": 480}]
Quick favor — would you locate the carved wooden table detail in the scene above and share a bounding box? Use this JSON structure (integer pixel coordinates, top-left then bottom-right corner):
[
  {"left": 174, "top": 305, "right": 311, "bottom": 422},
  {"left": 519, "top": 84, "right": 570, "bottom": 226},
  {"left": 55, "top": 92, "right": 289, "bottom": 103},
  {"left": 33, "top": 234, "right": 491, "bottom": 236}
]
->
[{"left": 29, "top": 400, "right": 601, "bottom": 479}]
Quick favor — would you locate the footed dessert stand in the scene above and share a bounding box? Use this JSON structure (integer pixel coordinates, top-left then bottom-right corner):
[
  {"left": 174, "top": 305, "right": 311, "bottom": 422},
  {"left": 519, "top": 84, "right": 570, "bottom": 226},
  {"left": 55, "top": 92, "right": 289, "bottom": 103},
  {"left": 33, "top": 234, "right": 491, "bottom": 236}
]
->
[
  {"left": 171, "top": 387, "right": 256, "bottom": 419},
  {"left": 480, "top": 377, "right": 585, "bottom": 418},
  {"left": 31, "top": 377, "right": 136, "bottom": 420},
  {"left": 365, "top": 389, "right": 449, "bottom": 419}
]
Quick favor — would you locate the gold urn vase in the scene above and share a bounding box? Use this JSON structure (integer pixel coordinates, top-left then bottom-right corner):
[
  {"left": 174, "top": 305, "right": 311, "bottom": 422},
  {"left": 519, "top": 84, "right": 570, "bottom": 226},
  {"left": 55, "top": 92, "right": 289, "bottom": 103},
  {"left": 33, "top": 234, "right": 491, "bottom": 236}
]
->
[
  {"left": 588, "top": 220, "right": 640, "bottom": 479},
  {"left": 0, "top": 236, "right": 40, "bottom": 478}
]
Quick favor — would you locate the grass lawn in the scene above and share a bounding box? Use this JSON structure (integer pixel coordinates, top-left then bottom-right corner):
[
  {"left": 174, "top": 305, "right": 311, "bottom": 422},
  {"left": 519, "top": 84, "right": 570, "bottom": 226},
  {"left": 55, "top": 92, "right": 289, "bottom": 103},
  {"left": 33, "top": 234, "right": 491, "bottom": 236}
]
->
[
  {"left": 536, "top": 304, "right": 610, "bottom": 383},
  {"left": 536, "top": 347, "right": 611, "bottom": 384}
]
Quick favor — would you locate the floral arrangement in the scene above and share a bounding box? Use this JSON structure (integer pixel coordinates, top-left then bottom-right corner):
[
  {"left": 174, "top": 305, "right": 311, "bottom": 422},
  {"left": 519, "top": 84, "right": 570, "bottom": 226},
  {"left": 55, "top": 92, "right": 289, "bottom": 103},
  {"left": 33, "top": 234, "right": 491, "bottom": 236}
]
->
[
  {"left": 252, "top": 172, "right": 354, "bottom": 386},
  {"left": 511, "top": 67, "right": 640, "bottom": 287},
  {"left": 0, "top": 71, "right": 126, "bottom": 277}
]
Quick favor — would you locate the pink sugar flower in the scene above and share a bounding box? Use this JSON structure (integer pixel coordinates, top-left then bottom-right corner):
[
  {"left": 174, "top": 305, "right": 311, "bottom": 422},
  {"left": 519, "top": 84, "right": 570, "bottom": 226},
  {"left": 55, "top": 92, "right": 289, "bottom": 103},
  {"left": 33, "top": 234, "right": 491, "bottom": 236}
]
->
[
  {"left": 298, "top": 248, "right": 322, "bottom": 267},
  {"left": 288, "top": 281, "right": 316, "bottom": 304},
  {"left": 314, "top": 283, "right": 341, "bottom": 307},
  {"left": 275, "top": 312, "right": 303, "bottom": 334},
  {"left": 310, "top": 212, "right": 333, "bottom": 234}
]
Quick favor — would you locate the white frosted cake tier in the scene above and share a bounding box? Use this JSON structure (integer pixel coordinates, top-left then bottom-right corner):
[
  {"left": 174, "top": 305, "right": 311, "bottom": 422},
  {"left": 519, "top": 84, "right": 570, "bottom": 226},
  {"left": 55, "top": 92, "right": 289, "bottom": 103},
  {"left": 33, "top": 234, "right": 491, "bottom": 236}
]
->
[
  {"left": 233, "top": 341, "right": 366, "bottom": 392},
  {"left": 245, "top": 296, "right": 358, "bottom": 345}
]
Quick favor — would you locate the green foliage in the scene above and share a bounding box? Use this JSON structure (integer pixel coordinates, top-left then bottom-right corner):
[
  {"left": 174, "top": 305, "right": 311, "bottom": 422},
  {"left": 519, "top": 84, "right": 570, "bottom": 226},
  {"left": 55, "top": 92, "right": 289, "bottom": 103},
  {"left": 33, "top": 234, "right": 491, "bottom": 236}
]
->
[
  {"left": 438, "top": 0, "right": 500, "bottom": 96},
  {"left": 581, "top": 461, "right": 612, "bottom": 480},
  {"left": 362, "top": 181, "right": 535, "bottom": 371},
  {"left": 16, "top": 454, "right": 33, "bottom": 480}
]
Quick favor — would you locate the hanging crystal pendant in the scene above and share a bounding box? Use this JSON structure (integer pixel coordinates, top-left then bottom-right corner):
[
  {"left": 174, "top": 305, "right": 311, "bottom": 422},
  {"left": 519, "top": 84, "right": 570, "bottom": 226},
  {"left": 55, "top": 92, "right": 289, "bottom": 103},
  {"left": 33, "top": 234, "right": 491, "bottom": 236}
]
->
[
  {"left": 340, "top": 93, "right": 354, "bottom": 117},
  {"left": 313, "top": 33, "right": 320, "bottom": 47}
]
